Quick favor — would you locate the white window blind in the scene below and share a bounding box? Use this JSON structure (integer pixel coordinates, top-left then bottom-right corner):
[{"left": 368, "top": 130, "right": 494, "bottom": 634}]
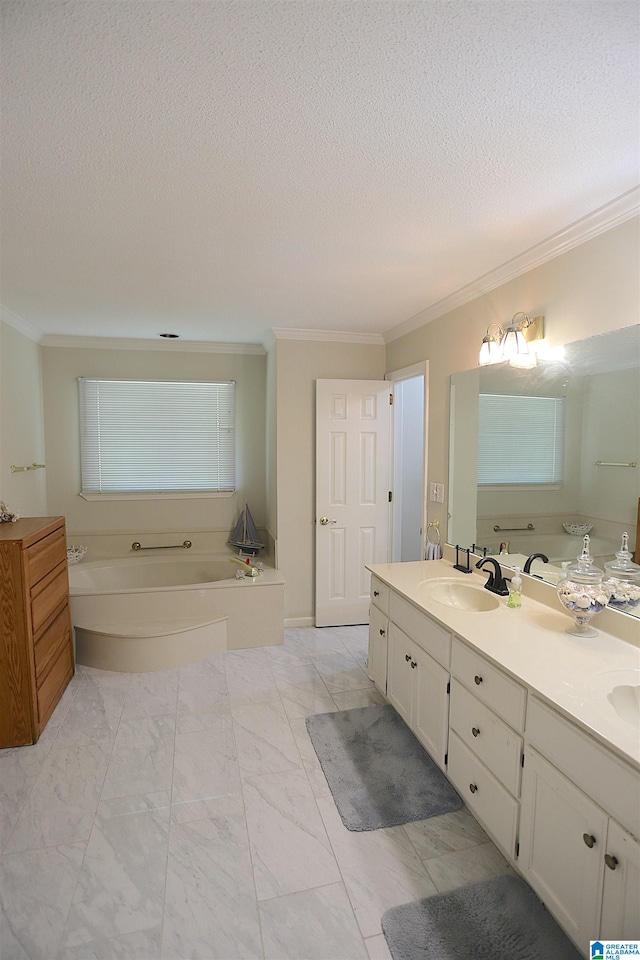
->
[
  {"left": 79, "top": 378, "right": 235, "bottom": 494},
  {"left": 478, "top": 393, "right": 565, "bottom": 485}
]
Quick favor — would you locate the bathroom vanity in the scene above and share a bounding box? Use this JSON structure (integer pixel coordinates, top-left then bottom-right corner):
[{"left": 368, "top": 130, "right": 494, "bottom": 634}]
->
[{"left": 367, "top": 558, "right": 640, "bottom": 953}]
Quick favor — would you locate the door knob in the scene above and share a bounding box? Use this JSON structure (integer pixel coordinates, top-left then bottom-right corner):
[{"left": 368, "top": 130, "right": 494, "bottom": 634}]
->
[{"left": 319, "top": 517, "right": 338, "bottom": 525}]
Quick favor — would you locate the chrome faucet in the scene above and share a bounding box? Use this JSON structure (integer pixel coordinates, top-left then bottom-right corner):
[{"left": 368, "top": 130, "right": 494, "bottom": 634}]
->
[
  {"left": 475, "top": 556, "right": 510, "bottom": 596},
  {"left": 523, "top": 552, "right": 549, "bottom": 575}
]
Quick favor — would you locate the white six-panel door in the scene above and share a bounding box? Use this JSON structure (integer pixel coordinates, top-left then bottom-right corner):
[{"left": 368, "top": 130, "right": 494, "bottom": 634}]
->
[{"left": 315, "top": 379, "right": 391, "bottom": 627}]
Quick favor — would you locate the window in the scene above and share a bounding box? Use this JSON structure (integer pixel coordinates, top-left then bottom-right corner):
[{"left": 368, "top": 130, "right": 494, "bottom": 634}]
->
[
  {"left": 79, "top": 378, "right": 235, "bottom": 496},
  {"left": 477, "top": 393, "right": 565, "bottom": 485}
]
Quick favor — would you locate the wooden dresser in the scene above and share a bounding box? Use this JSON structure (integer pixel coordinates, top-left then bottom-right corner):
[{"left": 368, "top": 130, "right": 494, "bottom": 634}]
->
[{"left": 0, "top": 516, "right": 74, "bottom": 748}]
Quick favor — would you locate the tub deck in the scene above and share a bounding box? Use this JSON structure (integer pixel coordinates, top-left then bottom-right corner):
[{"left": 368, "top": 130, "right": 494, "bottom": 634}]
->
[{"left": 69, "top": 558, "right": 285, "bottom": 672}]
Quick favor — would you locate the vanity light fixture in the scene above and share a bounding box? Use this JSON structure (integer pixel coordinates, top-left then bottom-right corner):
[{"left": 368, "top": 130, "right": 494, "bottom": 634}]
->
[{"left": 478, "top": 313, "right": 545, "bottom": 367}]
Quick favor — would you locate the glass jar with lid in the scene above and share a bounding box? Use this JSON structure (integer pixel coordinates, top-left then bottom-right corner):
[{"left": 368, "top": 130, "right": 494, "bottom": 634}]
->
[
  {"left": 557, "top": 535, "right": 611, "bottom": 637},
  {"left": 604, "top": 532, "right": 640, "bottom": 613}
]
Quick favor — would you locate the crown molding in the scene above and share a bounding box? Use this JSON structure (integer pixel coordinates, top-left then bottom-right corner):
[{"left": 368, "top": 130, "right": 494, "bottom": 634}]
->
[
  {"left": 271, "top": 327, "right": 385, "bottom": 345},
  {"left": 385, "top": 186, "right": 640, "bottom": 344},
  {"left": 0, "top": 305, "right": 43, "bottom": 343},
  {"left": 39, "top": 334, "right": 265, "bottom": 354}
]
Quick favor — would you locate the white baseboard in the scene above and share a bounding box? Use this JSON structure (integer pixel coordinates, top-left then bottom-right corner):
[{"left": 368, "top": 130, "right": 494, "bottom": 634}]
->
[{"left": 284, "top": 617, "right": 314, "bottom": 628}]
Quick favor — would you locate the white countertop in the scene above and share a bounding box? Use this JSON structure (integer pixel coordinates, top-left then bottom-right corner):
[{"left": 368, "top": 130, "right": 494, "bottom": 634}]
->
[{"left": 367, "top": 559, "right": 640, "bottom": 771}]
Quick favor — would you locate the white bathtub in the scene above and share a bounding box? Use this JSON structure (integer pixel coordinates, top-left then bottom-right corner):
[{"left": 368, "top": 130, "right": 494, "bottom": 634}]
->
[{"left": 68, "top": 554, "right": 285, "bottom": 672}]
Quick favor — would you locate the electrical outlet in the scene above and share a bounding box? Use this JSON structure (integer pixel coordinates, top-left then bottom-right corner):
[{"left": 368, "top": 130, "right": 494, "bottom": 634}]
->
[{"left": 429, "top": 482, "right": 438, "bottom": 502}]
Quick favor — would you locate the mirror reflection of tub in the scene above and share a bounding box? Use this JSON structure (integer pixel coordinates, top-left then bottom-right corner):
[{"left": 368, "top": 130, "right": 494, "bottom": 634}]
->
[{"left": 68, "top": 554, "right": 285, "bottom": 672}]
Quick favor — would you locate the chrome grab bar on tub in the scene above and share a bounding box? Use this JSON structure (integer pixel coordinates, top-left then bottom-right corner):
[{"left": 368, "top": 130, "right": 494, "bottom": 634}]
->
[
  {"left": 493, "top": 523, "right": 535, "bottom": 532},
  {"left": 10, "top": 463, "right": 45, "bottom": 473},
  {"left": 131, "top": 540, "right": 192, "bottom": 551}
]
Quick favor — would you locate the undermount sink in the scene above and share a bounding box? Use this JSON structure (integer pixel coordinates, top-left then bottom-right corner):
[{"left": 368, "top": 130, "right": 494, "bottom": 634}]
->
[
  {"left": 419, "top": 579, "right": 500, "bottom": 612},
  {"left": 608, "top": 683, "right": 640, "bottom": 727}
]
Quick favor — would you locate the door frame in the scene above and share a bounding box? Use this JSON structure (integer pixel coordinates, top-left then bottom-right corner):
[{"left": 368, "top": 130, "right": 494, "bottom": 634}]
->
[{"left": 386, "top": 361, "right": 429, "bottom": 563}]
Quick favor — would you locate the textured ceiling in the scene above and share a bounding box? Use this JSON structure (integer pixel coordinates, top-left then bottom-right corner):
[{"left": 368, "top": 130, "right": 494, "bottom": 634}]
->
[{"left": 1, "top": 0, "right": 638, "bottom": 346}]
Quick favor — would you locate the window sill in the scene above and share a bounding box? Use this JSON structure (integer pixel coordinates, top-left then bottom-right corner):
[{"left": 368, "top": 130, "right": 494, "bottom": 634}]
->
[{"left": 79, "top": 491, "right": 236, "bottom": 502}]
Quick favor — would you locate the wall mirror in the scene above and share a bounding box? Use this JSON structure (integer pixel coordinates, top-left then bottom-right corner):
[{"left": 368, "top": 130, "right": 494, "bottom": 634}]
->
[{"left": 448, "top": 324, "right": 640, "bottom": 618}]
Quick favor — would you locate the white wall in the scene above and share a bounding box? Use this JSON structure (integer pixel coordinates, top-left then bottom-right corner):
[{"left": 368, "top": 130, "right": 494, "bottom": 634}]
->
[
  {"left": 41, "top": 343, "right": 267, "bottom": 550},
  {"left": 0, "top": 322, "right": 47, "bottom": 517}
]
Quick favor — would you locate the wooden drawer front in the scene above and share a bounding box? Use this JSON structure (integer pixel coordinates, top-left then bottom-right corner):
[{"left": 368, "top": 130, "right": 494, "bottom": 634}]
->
[
  {"left": 34, "top": 604, "right": 72, "bottom": 682},
  {"left": 448, "top": 731, "right": 519, "bottom": 860},
  {"left": 451, "top": 638, "right": 526, "bottom": 731},
  {"left": 370, "top": 577, "right": 390, "bottom": 615},
  {"left": 526, "top": 697, "right": 640, "bottom": 838},
  {"left": 37, "top": 641, "right": 73, "bottom": 729},
  {"left": 26, "top": 526, "right": 66, "bottom": 588},
  {"left": 389, "top": 592, "right": 451, "bottom": 668},
  {"left": 449, "top": 679, "right": 523, "bottom": 796},
  {"left": 31, "top": 561, "right": 68, "bottom": 635}
]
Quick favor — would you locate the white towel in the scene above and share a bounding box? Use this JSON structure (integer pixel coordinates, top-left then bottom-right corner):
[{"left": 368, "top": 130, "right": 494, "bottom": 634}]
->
[{"left": 425, "top": 542, "right": 441, "bottom": 560}]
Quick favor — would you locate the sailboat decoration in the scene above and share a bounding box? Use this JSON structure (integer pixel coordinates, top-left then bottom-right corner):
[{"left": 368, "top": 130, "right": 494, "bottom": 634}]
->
[{"left": 228, "top": 501, "right": 265, "bottom": 556}]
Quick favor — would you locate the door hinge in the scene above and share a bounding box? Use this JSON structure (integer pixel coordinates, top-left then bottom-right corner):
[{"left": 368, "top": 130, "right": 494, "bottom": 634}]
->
[
  {"left": 446, "top": 681, "right": 450, "bottom": 694},
  {"left": 389, "top": 393, "right": 393, "bottom": 405},
  {"left": 515, "top": 841, "right": 520, "bottom": 858},
  {"left": 388, "top": 491, "right": 393, "bottom": 502},
  {"left": 521, "top": 753, "right": 525, "bottom": 768},
  {"left": 444, "top": 752, "right": 448, "bottom": 766}
]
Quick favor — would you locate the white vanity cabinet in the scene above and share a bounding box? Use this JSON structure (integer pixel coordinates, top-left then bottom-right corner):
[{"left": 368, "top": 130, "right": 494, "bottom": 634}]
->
[
  {"left": 446, "top": 637, "right": 526, "bottom": 861},
  {"left": 385, "top": 592, "right": 451, "bottom": 770},
  {"left": 367, "top": 577, "right": 390, "bottom": 694},
  {"left": 600, "top": 819, "right": 640, "bottom": 940},
  {"left": 519, "top": 697, "right": 640, "bottom": 947}
]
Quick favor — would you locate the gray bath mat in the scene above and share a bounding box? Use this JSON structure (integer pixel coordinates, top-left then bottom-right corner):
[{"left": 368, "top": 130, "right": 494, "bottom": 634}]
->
[
  {"left": 381, "top": 874, "right": 583, "bottom": 960},
  {"left": 305, "top": 703, "right": 461, "bottom": 831}
]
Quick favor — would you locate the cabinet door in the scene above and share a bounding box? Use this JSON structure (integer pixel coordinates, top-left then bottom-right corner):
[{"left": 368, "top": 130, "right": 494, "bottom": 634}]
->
[
  {"left": 386, "top": 624, "right": 414, "bottom": 725},
  {"left": 412, "top": 646, "right": 449, "bottom": 770},
  {"left": 600, "top": 818, "right": 640, "bottom": 940},
  {"left": 519, "top": 748, "right": 607, "bottom": 948},
  {"left": 368, "top": 604, "right": 388, "bottom": 694}
]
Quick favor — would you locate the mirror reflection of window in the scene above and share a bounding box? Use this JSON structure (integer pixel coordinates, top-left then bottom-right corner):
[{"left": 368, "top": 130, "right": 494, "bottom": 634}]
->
[{"left": 478, "top": 394, "right": 565, "bottom": 486}]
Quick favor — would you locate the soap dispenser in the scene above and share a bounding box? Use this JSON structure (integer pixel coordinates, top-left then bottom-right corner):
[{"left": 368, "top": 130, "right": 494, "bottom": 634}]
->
[{"left": 507, "top": 567, "right": 522, "bottom": 608}]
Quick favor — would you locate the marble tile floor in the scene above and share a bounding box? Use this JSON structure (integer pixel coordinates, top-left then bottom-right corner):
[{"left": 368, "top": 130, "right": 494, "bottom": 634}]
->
[{"left": 0, "top": 625, "right": 512, "bottom": 960}]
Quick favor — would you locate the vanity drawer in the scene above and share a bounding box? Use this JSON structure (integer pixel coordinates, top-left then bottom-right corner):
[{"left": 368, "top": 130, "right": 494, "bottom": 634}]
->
[
  {"left": 449, "top": 679, "right": 523, "bottom": 796},
  {"left": 389, "top": 592, "right": 451, "bottom": 668},
  {"left": 526, "top": 697, "right": 640, "bottom": 838},
  {"left": 448, "top": 731, "right": 519, "bottom": 860},
  {"left": 34, "top": 603, "right": 72, "bottom": 682},
  {"left": 30, "top": 561, "right": 68, "bottom": 635},
  {"left": 451, "top": 637, "right": 526, "bottom": 731},
  {"left": 370, "top": 577, "right": 390, "bottom": 615},
  {"left": 26, "top": 526, "right": 66, "bottom": 588},
  {"left": 36, "top": 640, "right": 73, "bottom": 728}
]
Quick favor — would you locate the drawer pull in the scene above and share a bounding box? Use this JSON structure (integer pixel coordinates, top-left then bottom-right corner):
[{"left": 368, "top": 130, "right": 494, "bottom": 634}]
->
[
  {"left": 474, "top": 675, "right": 483, "bottom": 685},
  {"left": 471, "top": 726, "right": 480, "bottom": 738},
  {"left": 379, "top": 628, "right": 386, "bottom": 636},
  {"left": 373, "top": 590, "right": 379, "bottom": 597},
  {"left": 405, "top": 654, "right": 411, "bottom": 662},
  {"left": 604, "top": 854, "right": 619, "bottom": 871},
  {"left": 410, "top": 660, "right": 417, "bottom": 669},
  {"left": 583, "top": 833, "right": 596, "bottom": 849},
  {"left": 469, "top": 783, "right": 478, "bottom": 794}
]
